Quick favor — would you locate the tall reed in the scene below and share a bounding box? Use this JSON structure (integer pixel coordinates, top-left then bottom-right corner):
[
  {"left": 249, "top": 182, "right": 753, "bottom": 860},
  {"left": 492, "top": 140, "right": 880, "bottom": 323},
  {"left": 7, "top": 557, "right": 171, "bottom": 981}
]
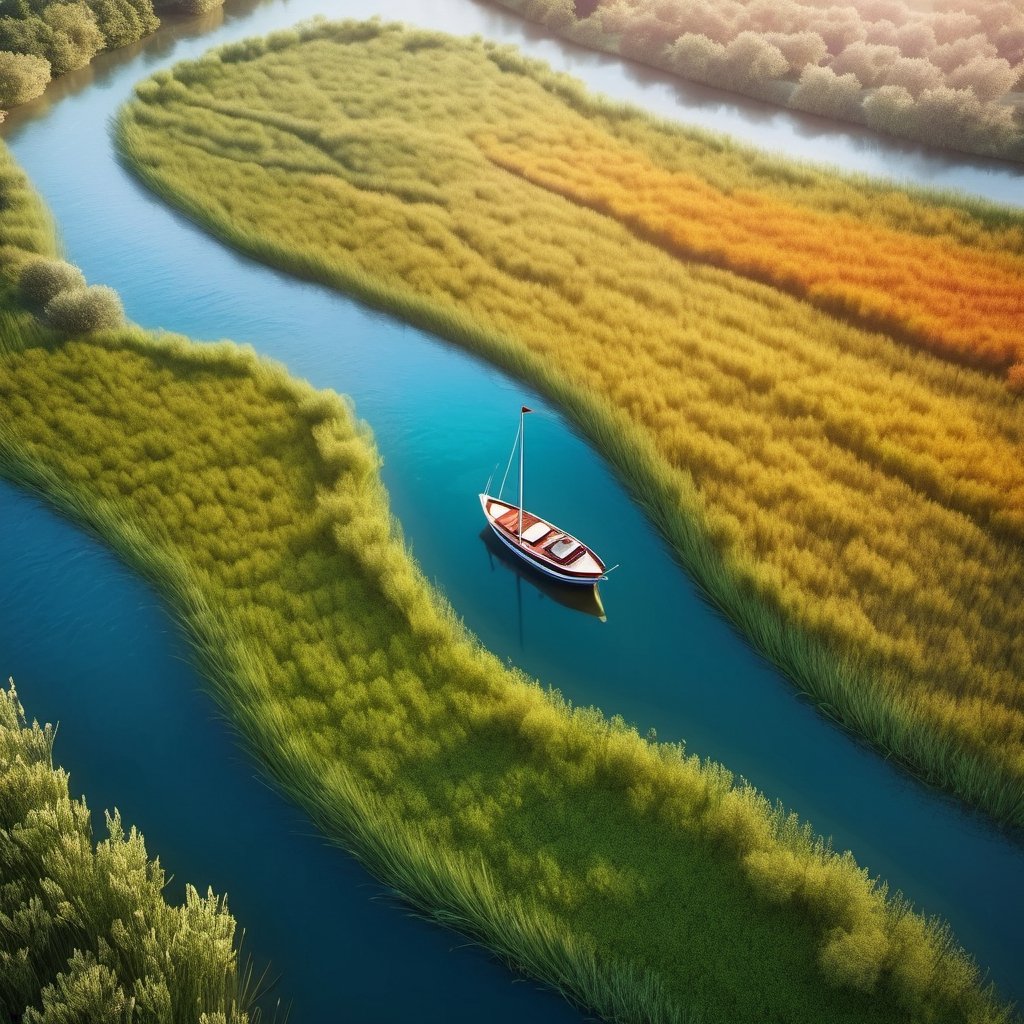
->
[
  {"left": 115, "top": 20, "right": 1024, "bottom": 829},
  {"left": 0, "top": 183, "right": 1014, "bottom": 1017}
]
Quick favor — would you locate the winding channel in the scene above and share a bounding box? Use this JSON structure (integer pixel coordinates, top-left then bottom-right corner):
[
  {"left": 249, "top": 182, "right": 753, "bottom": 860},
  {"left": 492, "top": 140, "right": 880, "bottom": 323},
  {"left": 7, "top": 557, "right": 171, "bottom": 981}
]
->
[{"left": 1, "top": 0, "right": 1022, "bottom": 1017}]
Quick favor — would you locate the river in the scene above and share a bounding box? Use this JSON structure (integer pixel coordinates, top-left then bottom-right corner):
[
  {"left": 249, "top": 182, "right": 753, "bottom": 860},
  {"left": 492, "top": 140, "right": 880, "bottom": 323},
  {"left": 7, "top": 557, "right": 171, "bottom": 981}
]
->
[{"left": 1, "top": 0, "right": 1021, "bottom": 1018}]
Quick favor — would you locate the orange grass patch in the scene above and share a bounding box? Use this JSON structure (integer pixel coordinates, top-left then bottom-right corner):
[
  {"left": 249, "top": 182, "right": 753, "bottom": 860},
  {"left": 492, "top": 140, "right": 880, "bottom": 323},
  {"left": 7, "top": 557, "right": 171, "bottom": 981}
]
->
[{"left": 480, "top": 129, "right": 1024, "bottom": 375}]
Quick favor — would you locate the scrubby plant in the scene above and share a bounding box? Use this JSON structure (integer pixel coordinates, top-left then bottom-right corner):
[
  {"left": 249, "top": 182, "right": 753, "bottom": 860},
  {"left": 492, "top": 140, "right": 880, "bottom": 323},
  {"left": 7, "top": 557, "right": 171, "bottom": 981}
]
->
[
  {"left": 0, "top": 49, "right": 49, "bottom": 107},
  {"left": 44, "top": 283, "right": 124, "bottom": 332},
  {"left": 0, "top": 682, "right": 254, "bottom": 1023},
  {"left": 38, "top": 3, "right": 104, "bottom": 75},
  {"left": 0, "top": 0, "right": 157, "bottom": 88},
  {"left": 19, "top": 256, "right": 85, "bottom": 306},
  {"left": 790, "top": 64, "right": 863, "bottom": 118}
]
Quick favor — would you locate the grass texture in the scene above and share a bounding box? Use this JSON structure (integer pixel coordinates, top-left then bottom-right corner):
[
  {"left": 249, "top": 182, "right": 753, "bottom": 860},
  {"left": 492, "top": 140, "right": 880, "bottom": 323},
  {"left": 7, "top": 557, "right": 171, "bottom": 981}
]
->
[
  {"left": 0, "top": 682, "right": 254, "bottom": 1022},
  {"left": 0, "top": 141, "right": 1015, "bottom": 1023},
  {"left": 115, "top": 20, "right": 1024, "bottom": 828}
]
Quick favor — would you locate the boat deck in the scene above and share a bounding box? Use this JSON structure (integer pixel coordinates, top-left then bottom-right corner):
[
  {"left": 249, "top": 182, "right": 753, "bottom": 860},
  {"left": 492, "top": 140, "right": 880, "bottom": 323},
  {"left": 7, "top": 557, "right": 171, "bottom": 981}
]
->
[{"left": 482, "top": 497, "right": 605, "bottom": 579}]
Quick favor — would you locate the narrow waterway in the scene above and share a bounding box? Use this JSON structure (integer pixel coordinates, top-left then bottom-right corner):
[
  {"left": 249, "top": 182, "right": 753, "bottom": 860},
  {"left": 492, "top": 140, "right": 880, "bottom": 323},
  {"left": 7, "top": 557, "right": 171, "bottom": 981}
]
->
[{"left": 1, "top": 0, "right": 1021, "bottom": 1017}]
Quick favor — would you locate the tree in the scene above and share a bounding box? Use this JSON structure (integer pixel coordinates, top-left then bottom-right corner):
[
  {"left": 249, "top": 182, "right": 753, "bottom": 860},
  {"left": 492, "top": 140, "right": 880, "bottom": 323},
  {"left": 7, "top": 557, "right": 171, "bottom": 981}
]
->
[
  {"left": 764, "top": 30, "right": 827, "bottom": 74},
  {"left": 947, "top": 54, "right": 1018, "bottom": 103},
  {"left": 880, "top": 56, "right": 943, "bottom": 98},
  {"left": 831, "top": 41, "right": 899, "bottom": 87},
  {"left": 665, "top": 31, "right": 726, "bottom": 79},
  {"left": 41, "top": 3, "right": 104, "bottom": 74},
  {"left": 86, "top": 0, "right": 158, "bottom": 49},
  {"left": 0, "top": 48, "right": 48, "bottom": 106},
  {"left": 790, "top": 65, "right": 864, "bottom": 120}
]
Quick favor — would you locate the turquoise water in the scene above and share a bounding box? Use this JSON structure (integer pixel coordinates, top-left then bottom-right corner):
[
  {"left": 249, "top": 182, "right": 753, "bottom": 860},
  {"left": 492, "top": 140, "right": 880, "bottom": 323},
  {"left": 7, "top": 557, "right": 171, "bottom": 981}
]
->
[{"left": 1, "top": 0, "right": 1022, "bottom": 1017}]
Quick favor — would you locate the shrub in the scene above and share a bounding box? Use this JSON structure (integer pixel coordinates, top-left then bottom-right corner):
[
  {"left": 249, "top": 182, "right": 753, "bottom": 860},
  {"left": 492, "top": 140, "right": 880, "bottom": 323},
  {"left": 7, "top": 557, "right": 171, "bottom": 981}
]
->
[
  {"left": 764, "top": 30, "right": 827, "bottom": 73},
  {"left": 831, "top": 41, "right": 900, "bottom": 87},
  {"left": 947, "top": 54, "right": 1019, "bottom": 103},
  {"left": 0, "top": 49, "right": 49, "bottom": 107},
  {"left": 880, "top": 55, "right": 944, "bottom": 97},
  {"left": 44, "top": 283, "right": 124, "bottom": 332},
  {"left": 819, "top": 925, "right": 890, "bottom": 993},
  {"left": 718, "top": 30, "right": 788, "bottom": 91},
  {"left": 665, "top": 31, "right": 725, "bottom": 78},
  {"left": 86, "top": 0, "right": 159, "bottom": 49},
  {"left": 0, "top": 683, "right": 254, "bottom": 1022},
  {"left": 41, "top": 3, "right": 104, "bottom": 75},
  {"left": 19, "top": 256, "right": 86, "bottom": 306},
  {"left": 790, "top": 64, "right": 863, "bottom": 119},
  {"left": 164, "top": 0, "right": 223, "bottom": 15}
]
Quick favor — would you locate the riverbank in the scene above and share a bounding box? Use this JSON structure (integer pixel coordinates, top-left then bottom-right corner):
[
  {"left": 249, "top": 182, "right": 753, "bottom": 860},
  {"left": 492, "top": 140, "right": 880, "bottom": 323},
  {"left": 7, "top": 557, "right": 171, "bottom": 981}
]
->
[
  {"left": 0, "top": 140, "right": 1013, "bottom": 1022},
  {"left": 488, "top": 0, "right": 1024, "bottom": 163},
  {"left": 116, "top": 19, "right": 1024, "bottom": 829}
]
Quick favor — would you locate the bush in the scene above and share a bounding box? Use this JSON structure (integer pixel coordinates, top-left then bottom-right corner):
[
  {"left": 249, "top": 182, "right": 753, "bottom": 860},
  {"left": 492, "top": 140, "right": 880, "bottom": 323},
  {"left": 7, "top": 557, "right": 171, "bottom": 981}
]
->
[
  {"left": 0, "top": 49, "right": 49, "bottom": 107},
  {"left": 831, "top": 41, "right": 899, "bottom": 87},
  {"left": 789, "top": 65, "right": 864, "bottom": 120},
  {"left": 41, "top": 3, "right": 104, "bottom": 75},
  {"left": 0, "top": 683, "right": 254, "bottom": 1023},
  {"left": 44, "top": 283, "right": 125, "bottom": 332},
  {"left": 947, "top": 54, "right": 1018, "bottom": 103},
  {"left": 19, "top": 256, "right": 86, "bottom": 306},
  {"left": 163, "top": 0, "right": 223, "bottom": 15},
  {"left": 764, "top": 30, "right": 827, "bottom": 73},
  {"left": 665, "top": 31, "right": 726, "bottom": 78},
  {"left": 880, "top": 55, "right": 943, "bottom": 97},
  {"left": 86, "top": 0, "right": 159, "bottom": 49}
]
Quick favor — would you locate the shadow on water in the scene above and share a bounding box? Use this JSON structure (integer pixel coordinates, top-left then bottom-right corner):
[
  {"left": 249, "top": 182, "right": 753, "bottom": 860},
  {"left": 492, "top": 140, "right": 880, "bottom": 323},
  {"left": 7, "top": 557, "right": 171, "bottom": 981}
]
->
[
  {"left": 0, "top": 0, "right": 1022, "bottom": 1017},
  {"left": 479, "top": 527, "right": 608, "bottom": 624}
]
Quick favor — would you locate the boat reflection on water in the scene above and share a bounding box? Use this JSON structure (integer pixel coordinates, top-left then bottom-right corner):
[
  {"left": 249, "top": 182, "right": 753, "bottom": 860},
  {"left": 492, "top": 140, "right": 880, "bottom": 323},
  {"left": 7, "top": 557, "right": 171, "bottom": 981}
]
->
[{"left": 479, "top": 528, "right": 607, "bottom": 622}]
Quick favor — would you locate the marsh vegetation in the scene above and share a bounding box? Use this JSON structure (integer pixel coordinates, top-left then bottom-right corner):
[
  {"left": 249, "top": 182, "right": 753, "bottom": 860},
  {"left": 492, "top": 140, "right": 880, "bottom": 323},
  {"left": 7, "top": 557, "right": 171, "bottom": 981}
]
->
[
  {"left": 117, "top": 20, "right": 1024, "bottom": 831},
  {"left": 0, "top": 682, "right": 255, "bottom": 1022},
  {"left": 0, "top": 137, "right": 1014, "bottom": 1022}
]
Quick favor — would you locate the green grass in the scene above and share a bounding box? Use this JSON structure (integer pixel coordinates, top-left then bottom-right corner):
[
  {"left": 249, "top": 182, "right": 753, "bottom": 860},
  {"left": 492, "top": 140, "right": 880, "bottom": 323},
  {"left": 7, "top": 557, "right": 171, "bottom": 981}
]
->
[
  {"left": 0, "top": 141, "right": 1014, "bottom": 1023},
  {"left": 113, "top": 19, "right": 1024, "bottom": 830},
  {"left": 0, "top": 681, "right": 257, "bottom": 1022}
]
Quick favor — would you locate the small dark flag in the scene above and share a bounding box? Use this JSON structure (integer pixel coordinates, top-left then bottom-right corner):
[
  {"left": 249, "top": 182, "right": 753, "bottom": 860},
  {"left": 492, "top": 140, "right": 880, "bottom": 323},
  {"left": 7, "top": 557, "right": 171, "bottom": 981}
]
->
[{"left": 521, "top": 405, "right": 532, "bottom": 414}]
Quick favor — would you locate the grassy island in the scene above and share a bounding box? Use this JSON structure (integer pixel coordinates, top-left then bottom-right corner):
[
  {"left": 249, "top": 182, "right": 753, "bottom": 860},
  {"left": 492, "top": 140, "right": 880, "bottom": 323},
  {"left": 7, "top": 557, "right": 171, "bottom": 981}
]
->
[
  {"left": 115, "top": 20, "right": 1024, "bottom": 830},
  {"left": 0, "top": 139, "right": 1015, "bottom": 1022},
  {"left": 0, "top": 683, "right": 254, "bottom": 1022}
]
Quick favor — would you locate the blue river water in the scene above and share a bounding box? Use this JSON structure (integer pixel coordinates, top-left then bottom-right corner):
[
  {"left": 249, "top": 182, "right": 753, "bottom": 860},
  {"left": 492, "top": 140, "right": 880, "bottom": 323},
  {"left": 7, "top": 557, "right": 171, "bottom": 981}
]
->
[{"left": 0, "top": 0, "right": 1022, "bottom": 1018}]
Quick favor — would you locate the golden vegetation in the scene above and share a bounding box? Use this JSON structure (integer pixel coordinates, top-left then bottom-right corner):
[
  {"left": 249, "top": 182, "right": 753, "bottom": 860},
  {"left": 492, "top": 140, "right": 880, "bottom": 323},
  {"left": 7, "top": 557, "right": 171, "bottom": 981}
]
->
[
  {"left": 479, "top": 128, "right": 1024, "bottom": 371},
  {"left": 0, "top": 138, "right": 1013, "bottom": 1021},
  {"left": 117, "top": 21, "right": 1024, "bottom": 827}
]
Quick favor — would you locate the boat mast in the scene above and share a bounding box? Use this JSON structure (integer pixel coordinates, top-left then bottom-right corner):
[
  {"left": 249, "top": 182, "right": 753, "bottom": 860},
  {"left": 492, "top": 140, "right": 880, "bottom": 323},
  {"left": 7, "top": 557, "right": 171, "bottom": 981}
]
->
[{"left": 518, "top": 405, "right": 531, "bottom": 542}]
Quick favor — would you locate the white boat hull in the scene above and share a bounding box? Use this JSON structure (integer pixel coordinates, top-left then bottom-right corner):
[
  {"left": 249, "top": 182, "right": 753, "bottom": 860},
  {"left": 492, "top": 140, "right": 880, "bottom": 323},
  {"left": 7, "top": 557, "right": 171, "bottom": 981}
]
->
[{"left": 479, "top": 493, "right": 607, "bottom": 586}]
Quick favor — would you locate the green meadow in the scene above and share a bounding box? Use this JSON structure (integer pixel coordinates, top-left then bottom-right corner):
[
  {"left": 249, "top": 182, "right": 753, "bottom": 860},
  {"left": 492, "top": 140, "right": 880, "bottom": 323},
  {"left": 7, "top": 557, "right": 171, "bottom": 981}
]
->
[
  {"left": 0, "top": 142, "right": 1014, "bottom": 1022},
  {"left": 115, "top": 20, "right": 1024, "bottom": 831}
]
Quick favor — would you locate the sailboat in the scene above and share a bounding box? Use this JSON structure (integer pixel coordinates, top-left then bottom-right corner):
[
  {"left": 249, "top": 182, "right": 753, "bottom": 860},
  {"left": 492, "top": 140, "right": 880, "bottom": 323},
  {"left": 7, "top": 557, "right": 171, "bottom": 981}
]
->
[{"left": 479, "top": 406, "right": 609, "bottom": 586}]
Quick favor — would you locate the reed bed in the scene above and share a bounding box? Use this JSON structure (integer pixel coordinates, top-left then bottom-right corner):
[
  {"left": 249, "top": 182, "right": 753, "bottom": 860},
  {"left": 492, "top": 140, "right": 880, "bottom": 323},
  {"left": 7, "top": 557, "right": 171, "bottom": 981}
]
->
[
  {"left": 0, "top": 682, "right": 254, "bottom": 1022},
  {"left": 116, "top": 21, "right": 1024, "bottom": 828},
  {"left": 0, "top": 139, "right": 1015, "bottom": 1022}
]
